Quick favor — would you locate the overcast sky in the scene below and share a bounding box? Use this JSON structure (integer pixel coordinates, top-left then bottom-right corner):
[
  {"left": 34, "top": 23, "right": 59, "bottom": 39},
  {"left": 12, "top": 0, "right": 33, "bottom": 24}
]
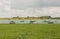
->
[
  {"left": 0, "top": 0, "right": 60, "bottom": 17},
  {"left": 11, "top": 0, "right": 60, "bottom": 9}
]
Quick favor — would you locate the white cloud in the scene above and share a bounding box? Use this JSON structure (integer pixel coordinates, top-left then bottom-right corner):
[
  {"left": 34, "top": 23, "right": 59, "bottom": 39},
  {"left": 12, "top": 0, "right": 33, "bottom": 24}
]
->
[
  {"left": 0, "top": 0, "right": 60, "bottom": 18},
  {"left": 11, "top": 0, "right": 60, "bottom": 9},
  {"left": 10, "top": 7, "right": 60, "bottom": 17}
]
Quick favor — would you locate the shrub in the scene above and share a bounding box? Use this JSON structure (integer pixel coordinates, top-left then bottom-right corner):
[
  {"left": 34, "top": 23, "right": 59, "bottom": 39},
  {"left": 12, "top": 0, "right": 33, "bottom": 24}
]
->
[
  {"left": 48, "top": 21, "right": 54, "bottom": 24},
  {"left": 10, "top": 21, "right": 15, "bottom": 24},
  {"left": 29, "top": 21, "right": 35, "bottom": 24}
]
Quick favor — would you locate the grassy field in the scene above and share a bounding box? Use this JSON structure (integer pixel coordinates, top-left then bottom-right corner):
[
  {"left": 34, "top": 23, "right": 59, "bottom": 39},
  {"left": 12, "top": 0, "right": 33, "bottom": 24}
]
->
[{"left": 0, "top": 24, "right": 60, "bottom": 39}]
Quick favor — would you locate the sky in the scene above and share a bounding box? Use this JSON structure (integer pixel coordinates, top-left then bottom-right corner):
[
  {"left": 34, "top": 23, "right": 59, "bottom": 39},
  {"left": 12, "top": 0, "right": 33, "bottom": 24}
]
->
[{"left": 0, "top": 0, "right": 60, "bottom": 18}]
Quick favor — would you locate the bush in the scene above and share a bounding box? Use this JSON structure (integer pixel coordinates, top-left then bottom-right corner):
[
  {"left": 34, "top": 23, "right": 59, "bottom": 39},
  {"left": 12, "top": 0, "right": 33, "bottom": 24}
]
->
[
  {"left": 48, "top": 22, "right": 54, "bottom": 24},
  {"left": 29, "top": 21, "right": 35, "bottom": 24},
  {"left": 10, "top": 21, "right": 15, "bottom": 24}
]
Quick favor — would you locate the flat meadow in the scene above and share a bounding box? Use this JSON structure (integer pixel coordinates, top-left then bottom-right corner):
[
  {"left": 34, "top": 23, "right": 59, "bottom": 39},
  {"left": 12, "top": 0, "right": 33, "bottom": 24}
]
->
[{"left": 0, "top": 24, "right": 60, "bottom": 39}]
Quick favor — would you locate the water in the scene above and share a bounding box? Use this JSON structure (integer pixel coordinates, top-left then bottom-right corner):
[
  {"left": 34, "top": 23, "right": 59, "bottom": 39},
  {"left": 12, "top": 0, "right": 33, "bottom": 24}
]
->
[{"left": 0, "top": 19, "right": 60, "bottom": 24}]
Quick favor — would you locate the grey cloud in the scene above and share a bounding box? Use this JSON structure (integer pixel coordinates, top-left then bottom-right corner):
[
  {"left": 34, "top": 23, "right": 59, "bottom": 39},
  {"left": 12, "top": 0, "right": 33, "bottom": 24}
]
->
[{"left": 11, "top": 0, "right": 60, "bottom": 9}]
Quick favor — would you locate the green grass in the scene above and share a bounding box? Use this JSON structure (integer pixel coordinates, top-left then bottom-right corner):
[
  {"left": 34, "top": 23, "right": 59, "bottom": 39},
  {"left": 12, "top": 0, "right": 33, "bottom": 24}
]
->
[{"left": 0, "top": 24, "right": 60, "bottom": 39}]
